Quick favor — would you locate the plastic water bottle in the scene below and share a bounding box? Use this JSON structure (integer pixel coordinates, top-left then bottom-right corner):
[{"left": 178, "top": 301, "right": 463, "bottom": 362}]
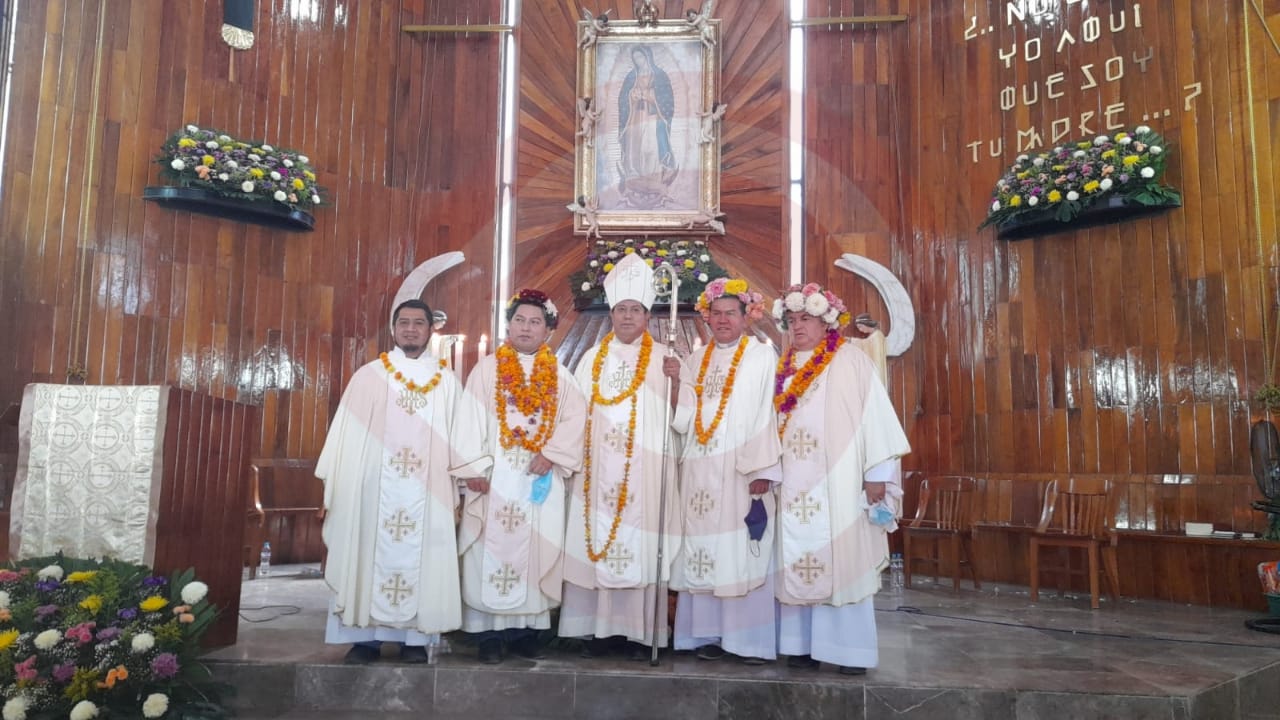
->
[
  {"left": 259, "top": 541, "right": 272, "bottom": 578},
  {"left": 889, "top": 553, "right": 904, "bottom": 594}
]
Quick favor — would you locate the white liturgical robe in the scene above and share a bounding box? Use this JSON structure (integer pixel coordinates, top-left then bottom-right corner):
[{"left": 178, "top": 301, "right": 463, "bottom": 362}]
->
[
  {"left": 450, "top": 350, "right": 587, "bottom": 632},
  {"left": 317, "top": 347, "right": 463, "bottom": 640}
]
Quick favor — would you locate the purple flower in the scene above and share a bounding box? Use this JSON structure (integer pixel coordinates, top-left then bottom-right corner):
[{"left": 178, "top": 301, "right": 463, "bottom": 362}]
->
[
  {"left": 35, "top": 579, "right": 59, "bottom": 592},
  {"left": 118, "top": 608, "right": 138, "bottom": 620},
  {"left": 95, "top": 627, "right": 121, "bottom": 642},
  {"left": 150, "top": 652, "right": 180, "bottom": 679},
  {"left": 142, "top": 576, "right": 168, "bottom": 588},
  {"left": 35, "top": 604, "right": 58, "bottom": 618},
  {"left": 52, "top": 662, "right": 76, "bottom": 683}
]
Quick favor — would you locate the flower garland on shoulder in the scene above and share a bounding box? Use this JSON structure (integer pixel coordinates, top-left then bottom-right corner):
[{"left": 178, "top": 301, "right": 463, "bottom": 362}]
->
[
  {"left": 691, "top": 277, "right": 764, "bottom": 446},
  {"left": 582, "top": 331, "right": 652, "bottom": 563},
  {"left": 774, "top": 329, "right": 844, "bottom": 440},
  {"left": 380, "top": 352, "right": 447, "bottom": 395},
  {"left": 495, "top": 342, "right": 559, "bottom": 454},
  {"left": 694, "top": 335, "right": 748, "bottom": 446}
]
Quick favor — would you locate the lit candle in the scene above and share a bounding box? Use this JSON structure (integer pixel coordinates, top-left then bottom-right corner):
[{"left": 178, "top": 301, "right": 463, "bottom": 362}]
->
[
  {"left": 454, "top": 335, "right": 466, "bottom": 376},
  {"left": 478, "top": 333, "right": 488, "bottom": 358}
]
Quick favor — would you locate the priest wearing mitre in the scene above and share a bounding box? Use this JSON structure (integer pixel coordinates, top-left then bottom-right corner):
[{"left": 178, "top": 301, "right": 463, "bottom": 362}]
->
[
  {"left": 559, "top": 252, "right": 694, "bottom": 660},
  {"left": 316, "top": 299, "right": 463, "bottom": 664},
  {"left": 450, "top": 289, "right": 587, "bottom": 664}
]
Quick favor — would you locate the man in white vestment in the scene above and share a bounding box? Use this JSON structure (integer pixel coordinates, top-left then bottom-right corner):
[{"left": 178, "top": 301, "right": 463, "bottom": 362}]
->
[
  {"left": 559, "top": 253, "right": 693, "bottom": 660},
  {"left": 451, "top": 289, "right": 587, "bottom": 664},
  {"left": 316, "top": 299, "right": 463, "bottom": 663},
  {"left": 770, "top": 283, "right": 911, "bottom": 675},
  {"left": 670, "top": 277, "right": 782, "bottom": 664}
]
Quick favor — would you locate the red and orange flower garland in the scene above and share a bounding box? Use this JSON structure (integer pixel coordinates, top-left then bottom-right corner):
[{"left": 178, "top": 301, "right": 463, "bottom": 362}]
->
[
  {"left": 773, "top": 330, "right": 844, "bottom": 440},
  {"left": 693, "top": 335, "right": 748, "bottom": 446},
  {"left": 495, "top": 342, "right": 559, "bottom": 453},
  {"left": 380, "top": 352, "right": 447, "bottom": 396},
  {"left": 582, "top": 331, "right": 652, "bottom": 563}
]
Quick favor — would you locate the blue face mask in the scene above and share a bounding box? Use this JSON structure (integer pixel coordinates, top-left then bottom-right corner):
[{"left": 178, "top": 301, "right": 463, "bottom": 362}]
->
[
  {"left": 530, "top": 471, "right": 553, "bottom": 505},
  {"left": 744, "top": 498, "right": 768, "bottom": 541},
  {"left": 867, "top": 501, "right": 895, "bottom": 527}
]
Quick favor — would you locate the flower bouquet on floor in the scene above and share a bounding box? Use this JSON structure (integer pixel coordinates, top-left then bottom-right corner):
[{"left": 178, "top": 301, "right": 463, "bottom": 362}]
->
[{"left": 0, "top": 554, "right": 229, "bottom": 720}]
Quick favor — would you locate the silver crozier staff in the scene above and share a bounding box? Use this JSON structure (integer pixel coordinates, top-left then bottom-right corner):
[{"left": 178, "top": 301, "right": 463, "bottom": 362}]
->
[{"left": 650, "top": 263, "right": 680, "bottom": 666}]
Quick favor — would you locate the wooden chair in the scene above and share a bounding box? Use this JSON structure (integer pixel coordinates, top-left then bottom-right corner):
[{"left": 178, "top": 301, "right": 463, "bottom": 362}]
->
[
  {"left": 1029, "top": 477, "right": 1120, "bottom": 610},
  {"left": 902, "top": 475, "right": 981, "bottom": 591},
  {"left": 244, "top": 458, "right": 324, "bottom": 579}
]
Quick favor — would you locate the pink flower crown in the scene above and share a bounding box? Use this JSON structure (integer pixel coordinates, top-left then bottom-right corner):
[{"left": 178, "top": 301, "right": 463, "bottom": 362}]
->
[
  {"left": 695, "top": 277, "right": 766, "bottom": 322},
  {"left": 770, "top": 282, "right": 851, "bottom": 329}
]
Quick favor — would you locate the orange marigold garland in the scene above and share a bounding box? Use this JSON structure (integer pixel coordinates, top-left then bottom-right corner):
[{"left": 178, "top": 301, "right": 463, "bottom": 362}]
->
[
  {"left": 380, "top": 352, "right": 447, "bottom": 395},
  {"left": 694, "top": 335, "right": 748, "bottom": 446},
  {"left": 582, "top": 331, "right": 652, "bottom": 563},
  {"left": 495, "top": 342, "right": 559, "bottom": 453},
  {"left": 773, "top": 331, "right": 844, "bottom": 440}
]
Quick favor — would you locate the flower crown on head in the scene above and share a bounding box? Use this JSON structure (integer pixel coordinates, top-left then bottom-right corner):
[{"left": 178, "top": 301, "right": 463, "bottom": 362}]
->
[
  {"left": 696, "top": 277, "right": 766, "bottom": 322},
  {"left": 506, "top": 288, "right": 559, "bottom": 328},
  {"left": 770, "top": 283, "right": 851, "bottom": 330}
]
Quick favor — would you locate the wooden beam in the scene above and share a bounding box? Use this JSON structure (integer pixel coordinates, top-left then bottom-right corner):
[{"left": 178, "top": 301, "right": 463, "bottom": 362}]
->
[
  {"left": 790, "top": 15, "right": 908, "bottom": 28},
  {"left": 401, "top": 24, "right": 513, "bottom": 34}
]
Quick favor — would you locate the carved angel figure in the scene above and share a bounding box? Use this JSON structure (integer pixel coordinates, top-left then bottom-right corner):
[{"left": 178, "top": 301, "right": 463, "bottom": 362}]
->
[
  {"left": 695, "top": 102, "right": 727, "bottom": 145},
  {"left": 567, "top": 195, "right": 602, "bottom": 238},
  {"left": 685, "top": 1, "right": 717, "bottom": 48},
  {"left": 686, "top": 206, "right": 726, "bottom": 235},
  {"left": 635, "top": 0, "right": 659, "bottom": 27},
  {"left": 579, "top": 8, "right": 612, "bottom": 48},
  {"left": 576, "top": 97, "right": 602, "bottom": 148}
]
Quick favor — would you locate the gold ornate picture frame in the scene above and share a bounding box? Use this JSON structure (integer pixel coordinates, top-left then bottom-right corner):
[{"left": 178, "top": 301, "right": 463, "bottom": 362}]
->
[{"left": 573, "top": 16, "right": 722, "bottom": 236}]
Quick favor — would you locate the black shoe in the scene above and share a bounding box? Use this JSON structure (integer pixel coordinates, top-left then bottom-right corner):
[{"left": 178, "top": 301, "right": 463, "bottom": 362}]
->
[
  {"left": 343, "top": 644, "right": 380, "bottom": 664},
  {"left": 786, "top": 654, "right": 821, "bottom": 670},
  {"left": 838, "top": 665, "right": 867, "bottom": 676},
  {"left": 478, "top": 638, "right": 503, "bottom": 665},
  {"left": 740, "top": 656, "right": 768, "bottom": 666},
  {"left": 580, "top": 637, "right": 611, "bottom": 658},
  {"left": 695, "top": 644, "right": 725, "bottom": 661},
  {"left": 626, "top": 641, "right": 651, "bottom": 661},
  {"left": 509, "top": 635, "right": 546, "bottom": 660},
  {"left": 399, "top": 645, "right": 430, "bottom": 664}
]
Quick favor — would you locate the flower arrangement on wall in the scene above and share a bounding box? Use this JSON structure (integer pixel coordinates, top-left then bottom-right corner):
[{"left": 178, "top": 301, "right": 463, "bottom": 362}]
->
[
  {"left": 0, "top": 555, "right": 227, "bottom": 719},
  {"left": 979, "top": 126, "right": 1181, "bottom": 231},
  {"left": 570, "top": 238, "right": 728, "bottom": 306},
  {"left": 157, "top": 124, "right": 323, "bottom": 212}
]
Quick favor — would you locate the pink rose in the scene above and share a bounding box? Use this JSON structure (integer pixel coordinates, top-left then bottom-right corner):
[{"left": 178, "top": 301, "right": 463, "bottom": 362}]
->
[{"left": 802, "top": 282, "right": 821, "bottom": 296}]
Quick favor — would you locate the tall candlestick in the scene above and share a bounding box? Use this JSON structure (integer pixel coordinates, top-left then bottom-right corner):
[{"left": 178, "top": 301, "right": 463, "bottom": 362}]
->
[{"left": 478, "top": 333, "right": 488, "bottom": 359}]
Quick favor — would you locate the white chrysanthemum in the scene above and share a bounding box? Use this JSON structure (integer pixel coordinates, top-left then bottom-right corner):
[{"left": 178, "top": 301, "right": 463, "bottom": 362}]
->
[
  {"left": 248, "top": 153, "right": 261, "bottom": 163},
  {"left": 580, "top": 281, "right": 592, "bottom": 292},
  {"left": 1093, "top": 135, "right": 1109, "bottom": 145},
  {"left": 261, "top": 144, "right": 274, "bottom": 152},
  {"left": 1118, "top": 136, "right": 1133, "bottom": 145},
  {"left": 697, "top": 273, "right": 708, "bottom": 282},
  {"left": 273, "top": 190, "right": 288, "bottom": 202},
  {"left": 0, "top": 591, "right": 11, "bottom": 609},
  {"left": 299, "top": 154, "right": 310, "bottom": 164},
  {"left": 241, "top": 181, "right": 255, "bottom": 193},
  {"left": 217, "top": 173, "right": 229, "bottom": 182},
  {"left": 185, "top": 124, "right": 199, "bottom": 133},
  {"left": 1099, "top": 178, "right": 1113, "bottom": 191},
  {"left": 1150, "top": 146, "right": 1162, "bottom": 155},
  {"left": 676, "top": 249, "right": 687, "bottom": 256},
  {"left": 1032, "top": 157, "right": 1044, "bottom": 167},
  {"left": 1135, "top": 125, "right": 1151, "bottom": 135},
  {"left": 607, "top": 251, "right": 618, "bottom": 259},
  {"left": 205, "top": 140, "right": 219, "bottom": 150},
  {"left": 544, "top": 299, "right": 558, "bottom": 317},
  {"left": 142, "top": 694, "right": 169, "bottom": 719},
  {"left": 991, "top": 200, "right": 1001, "bottom": 212},
  {"left": 70, "top": 701, "right": 98, "bottom": 720},
  {"left": 822, "top": 308, "right": 839, "bottom": 325},
  {"left": 771, "top": 298, "right": 785, "bottom": 320},
  {"left": 804, "top": 292, "right": 830, "bottom": 316},
  {"left": 2, "top": 696, "right": 27, "bottom": 720},
  {"left": 218, "top": 134, "right": 231, "bottom": 142},
  {"left": 269, "top": 171, "right": 282, "bottom": 181},
  {"left": 309, "top": 195, "right": 320, "bottom": 204},
  {"left": 784, "top": 292, "right": 805, "bottom": 313},
  {"left": 1073, "top": 150, "right": 1086, "bottom": 158},
  {"left": 37, "top": 565, "right": 62, "bottom": 581},
  {"left": 34, "top": 629, "right": 61, "bottom": 650},
  {"left": 1067, "top": 190, "right": 1080, "bottom": 201},
  {"left": 1140, "top": 167, "right": 1155, "bottom": 178},
  {"left": 589, "top": 260, "right": 599, "bottom": 268},
  {"left": 283, "top": 159, "right": 294, "bottom": 168},
  {"left": 699, "top": 254, "right": 710, "bottom": 262},
  {"left": 132, "top": 632, "right": 155, "bottom": 653},
  {"left": 1027, "top": 195, "right": 1039, "bottom": 207},
  {"left": 225, "top": 160, "right": 238, "bottom": 170},
  {"left": 170, "top": 159, "right": 185, "bottom": 171}
]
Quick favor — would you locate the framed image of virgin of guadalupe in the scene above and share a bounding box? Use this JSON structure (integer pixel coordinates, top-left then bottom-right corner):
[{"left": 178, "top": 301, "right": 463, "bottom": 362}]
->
[{"left": 573, "top": 14, "right": 722, "bottom": 236}]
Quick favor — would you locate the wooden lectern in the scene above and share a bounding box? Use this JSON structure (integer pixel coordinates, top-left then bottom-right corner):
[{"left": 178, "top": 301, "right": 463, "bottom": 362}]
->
[{"left": 10, "top": 384, "right": 258, "bottom": 647}]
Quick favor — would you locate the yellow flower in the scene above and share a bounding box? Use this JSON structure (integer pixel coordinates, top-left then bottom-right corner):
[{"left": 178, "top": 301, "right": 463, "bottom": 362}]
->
[
  {"left": 603, "top": 263, "right": 615, "bottom": 272},
  {"left": 292, "top": 178, "right": 305, "bottom": 190},
  {"left": 201, "top": 155, "right": 216, "bottom": 167},
  {"left": 1101, "top": 149, "right": 1117, "bottom": 159},
  {"left": 1122, "top": 155, "right": 1141, "bottom": 167},
  {"left": 643, "top": 240, "right": 657, "bottom": 248},
  {"left": 249, "top": 168, "right": 265, "bottom": 179},
  {"left": 0, "top": 629, "right": 17, "bottom": 651},
  {"left": 684, "top": 259, "right": 696, "bottom": 269},
  {"left": 1016, "top": 171, "right": 1030, "bottom": 180},
  {"left": 304, "top": 170, "right": 316, "bottom": 180},
  {"left": 1115, "top": 132, "right": 1128, "bottom": 140},
  {"left": 139, "top": 596, "right": 169, "bottom": 612},
  {"left": 66, "top": 571, "right": 98, "bottom": 583},
  {"left": 1048, "top": 190, "right": 1063, "bottom": 203},
  {"left": 645, "top": 258, "right": 654, "bottom": 267},
  {"left": 837, "top": 312, "right": 851, "bottom": 327},
  {"left": 1077, "top": 141, "right": 1092, "bottom": 149},
  {"left": 80, "top": 595, "right": 103, "bottom": 613},
  {"left": 1052, "top": 165, "right": 1067, "bottom": 172},
  {"left": 724, "top": 279, "right": 748, "bottom": 295},
  {"left": 1084, "top": 180, "right": 1101, "bottom": 193},
  {"left": 656, "top": 249, "right": 668, "bottom": 257},
  {"left": 178, "top": 138, "right": 197, "bottom": 148},
  {"left": 1009, "top": 195, "right": 1022, "bottom": 207},
  {"left": 624, "top": 247, "right": 635, "bottom": 255}
]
